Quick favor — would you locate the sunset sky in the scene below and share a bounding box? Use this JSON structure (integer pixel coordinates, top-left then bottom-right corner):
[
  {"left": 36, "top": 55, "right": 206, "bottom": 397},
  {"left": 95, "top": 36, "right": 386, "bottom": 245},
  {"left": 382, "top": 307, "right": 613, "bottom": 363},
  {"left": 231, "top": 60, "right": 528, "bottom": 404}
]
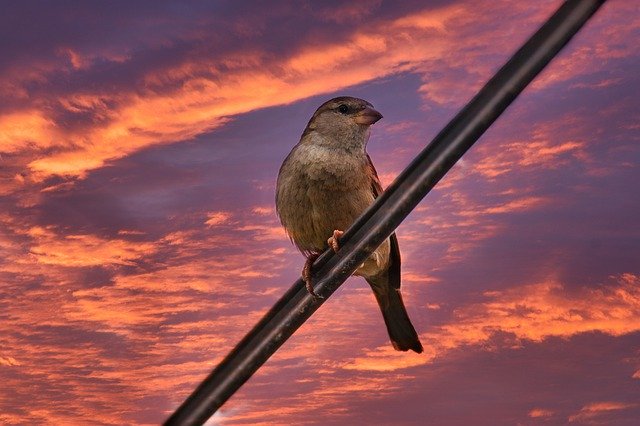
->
[{"left": 1, "top": 1, "right": 639, "bottom": 424}]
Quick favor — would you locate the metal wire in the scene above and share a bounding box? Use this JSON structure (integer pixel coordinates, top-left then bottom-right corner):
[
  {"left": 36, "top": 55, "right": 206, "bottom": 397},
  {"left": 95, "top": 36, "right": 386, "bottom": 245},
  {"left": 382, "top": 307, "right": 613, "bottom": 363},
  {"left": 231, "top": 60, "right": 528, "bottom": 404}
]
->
[{"left": 165, "top": 1, "right": 608, "bottom": 424}]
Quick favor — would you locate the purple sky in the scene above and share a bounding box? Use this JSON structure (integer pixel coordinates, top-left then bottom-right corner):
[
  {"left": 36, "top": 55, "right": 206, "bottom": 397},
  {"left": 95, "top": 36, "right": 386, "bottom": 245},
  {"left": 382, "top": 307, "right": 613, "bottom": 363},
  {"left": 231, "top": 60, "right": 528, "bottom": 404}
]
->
[{"left": 1, "top": 1, "right": 639, "bottom": 424}]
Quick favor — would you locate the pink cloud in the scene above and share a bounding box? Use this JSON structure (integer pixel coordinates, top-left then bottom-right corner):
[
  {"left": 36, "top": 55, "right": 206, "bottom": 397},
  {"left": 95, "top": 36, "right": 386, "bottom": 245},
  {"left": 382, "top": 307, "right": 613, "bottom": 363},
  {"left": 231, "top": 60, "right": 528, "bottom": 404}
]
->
[
  {"left": 529, "top": 408, "right": 554, "bottom": 418},
  {"left": 568, "top": 401, "right": 638, "bottom": 423},
  {"left": 0, "top": 1, "right": 565, "bottom": 183},
  {"left": 344, "top": 273, "right": 640, "bottom": 372},
  {"left": 27, "top": 226, "right": 156, "bottom": 267}
]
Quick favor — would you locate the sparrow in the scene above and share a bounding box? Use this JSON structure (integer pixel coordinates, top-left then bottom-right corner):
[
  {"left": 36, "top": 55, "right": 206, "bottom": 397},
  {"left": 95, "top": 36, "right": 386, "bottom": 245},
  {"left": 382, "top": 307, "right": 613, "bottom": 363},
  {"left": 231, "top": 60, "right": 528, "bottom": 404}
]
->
[{"left": 275, "top": 96, "right": 423, "bottom": 353}]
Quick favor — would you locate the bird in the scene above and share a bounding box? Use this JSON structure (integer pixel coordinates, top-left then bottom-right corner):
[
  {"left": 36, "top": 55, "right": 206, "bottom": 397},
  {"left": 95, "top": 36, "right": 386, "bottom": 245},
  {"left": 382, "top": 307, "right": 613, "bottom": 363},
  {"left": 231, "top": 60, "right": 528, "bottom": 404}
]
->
[{"left": 275, "top": 96, "right": 423, "bottom": 353}]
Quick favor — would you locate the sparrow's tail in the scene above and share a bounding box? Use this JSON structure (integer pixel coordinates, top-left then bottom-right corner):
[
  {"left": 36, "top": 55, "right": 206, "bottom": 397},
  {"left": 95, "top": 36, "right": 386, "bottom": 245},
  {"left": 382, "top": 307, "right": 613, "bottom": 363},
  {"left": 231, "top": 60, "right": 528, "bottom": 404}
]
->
[{"left": 366, "top": 274, "right": 423, "bottom": 353}]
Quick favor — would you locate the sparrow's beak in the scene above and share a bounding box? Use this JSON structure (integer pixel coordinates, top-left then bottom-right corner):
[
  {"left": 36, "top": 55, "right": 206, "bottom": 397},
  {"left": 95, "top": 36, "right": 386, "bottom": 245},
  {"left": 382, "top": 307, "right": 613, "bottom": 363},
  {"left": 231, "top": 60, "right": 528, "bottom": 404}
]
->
[{"left": 354, "top": 107, "right": 383, "bottom": 125}]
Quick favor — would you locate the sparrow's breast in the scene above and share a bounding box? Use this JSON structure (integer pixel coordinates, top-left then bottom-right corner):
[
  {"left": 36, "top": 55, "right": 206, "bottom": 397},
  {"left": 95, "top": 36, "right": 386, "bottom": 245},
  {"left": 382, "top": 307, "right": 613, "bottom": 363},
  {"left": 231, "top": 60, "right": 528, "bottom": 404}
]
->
[{"left": 276, "top": 143, "right": 373, "bottom": 254}]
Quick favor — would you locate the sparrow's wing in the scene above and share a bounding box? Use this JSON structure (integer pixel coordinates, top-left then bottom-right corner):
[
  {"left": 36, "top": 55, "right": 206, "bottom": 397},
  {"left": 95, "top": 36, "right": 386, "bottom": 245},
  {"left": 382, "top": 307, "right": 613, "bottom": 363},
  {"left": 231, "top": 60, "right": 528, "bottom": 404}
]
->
[
  {"left": 366, "top": 155, "right": 401, "bottom": 291},
  {"left": 366, "top": 154, "right": 384, "bottom": 198}
]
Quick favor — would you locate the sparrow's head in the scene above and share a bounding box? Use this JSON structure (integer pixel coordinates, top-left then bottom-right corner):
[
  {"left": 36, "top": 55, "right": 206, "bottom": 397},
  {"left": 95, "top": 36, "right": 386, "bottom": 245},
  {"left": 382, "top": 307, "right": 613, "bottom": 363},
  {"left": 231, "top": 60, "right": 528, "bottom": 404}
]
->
[{"left": 302, "top": 96, "right": 383, "bottom": 149}]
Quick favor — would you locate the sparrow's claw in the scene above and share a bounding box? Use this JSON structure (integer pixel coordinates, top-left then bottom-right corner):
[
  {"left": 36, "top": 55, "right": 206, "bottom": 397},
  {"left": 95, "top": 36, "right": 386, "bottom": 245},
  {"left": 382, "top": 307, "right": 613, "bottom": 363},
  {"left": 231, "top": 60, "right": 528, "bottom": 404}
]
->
[
  {"left": 302, "top": 254, "right": 323, "bottom": 299},
  {"left": 327, "top": 229, "right": 344, "bottom": 253}
]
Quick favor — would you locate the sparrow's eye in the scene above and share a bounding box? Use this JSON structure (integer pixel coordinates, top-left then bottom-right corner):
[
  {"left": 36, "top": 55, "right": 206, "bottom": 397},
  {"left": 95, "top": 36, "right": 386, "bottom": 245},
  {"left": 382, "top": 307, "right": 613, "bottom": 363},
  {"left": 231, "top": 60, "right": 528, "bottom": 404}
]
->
[{"left": 337, "top": 104, "right": 349, "bottom": 114}]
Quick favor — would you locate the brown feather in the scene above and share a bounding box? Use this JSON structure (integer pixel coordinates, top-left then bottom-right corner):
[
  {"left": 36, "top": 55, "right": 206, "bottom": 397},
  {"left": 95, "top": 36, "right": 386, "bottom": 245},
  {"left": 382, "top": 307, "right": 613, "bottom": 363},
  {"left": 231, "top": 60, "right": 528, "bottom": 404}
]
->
[{"left": 366, "top": 154, "right": 402, "bottom": 290}]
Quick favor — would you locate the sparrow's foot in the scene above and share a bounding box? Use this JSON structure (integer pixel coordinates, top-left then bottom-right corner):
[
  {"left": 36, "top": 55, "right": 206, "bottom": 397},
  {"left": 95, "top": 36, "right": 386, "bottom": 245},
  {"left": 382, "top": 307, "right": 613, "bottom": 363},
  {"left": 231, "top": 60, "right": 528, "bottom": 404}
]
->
[
  {"left": 302, "top": 254, "right": 323, "bottom": 298},
  {"left": 327, "top": 229, "right": 344, "bottom": 253}
]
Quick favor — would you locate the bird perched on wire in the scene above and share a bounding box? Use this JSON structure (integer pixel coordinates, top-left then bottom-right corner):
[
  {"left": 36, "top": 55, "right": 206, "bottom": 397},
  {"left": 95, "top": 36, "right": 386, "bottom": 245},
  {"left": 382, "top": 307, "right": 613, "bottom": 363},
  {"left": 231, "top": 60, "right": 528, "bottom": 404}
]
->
[{"left": 276, "top": 96, "right": 423, "bottom": 353}]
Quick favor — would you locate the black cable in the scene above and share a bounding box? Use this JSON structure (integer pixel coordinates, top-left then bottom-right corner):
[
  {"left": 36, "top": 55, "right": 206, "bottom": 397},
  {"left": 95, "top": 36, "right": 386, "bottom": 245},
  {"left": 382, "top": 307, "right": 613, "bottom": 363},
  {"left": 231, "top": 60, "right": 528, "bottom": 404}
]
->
[{"left": 165, "top": 1, "right": 607, "bottom": 424}]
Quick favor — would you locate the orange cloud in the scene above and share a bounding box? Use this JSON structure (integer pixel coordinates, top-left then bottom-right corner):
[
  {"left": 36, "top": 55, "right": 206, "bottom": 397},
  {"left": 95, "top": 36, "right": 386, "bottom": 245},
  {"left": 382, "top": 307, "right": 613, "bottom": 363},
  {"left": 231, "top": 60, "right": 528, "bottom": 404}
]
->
[
  {"left": 473, "top": 132, "right": 587, "bottom": 179},
  {"left": 7, "top": 0, "right": 628, "bottom": 191},
  {"left": 568, "top": 401, "right": 638, "bottom": 423},
  {"left": 345, "top": 273, "right": 640, "bottom": 371},
  {"left": 0, "top": 111, "right": 58, "bottom": 153},
  {"left": 0, "top": 355, "right": 21, "bottom": 366},
  {"left": 0, "top": 2, "right": 636, "bottom": 424},
  {"left": 530, "top": 2, "right": 640, "bottom": 91},
  {"left": 0, "top": 209, "right": 301, "bottom": 423},
  {"left": 0, "top": 1, "right": 576, "bottom": 184},
  {"left": 431, "top": 273, "right": 640, "bottom": 345},
  {"left": 529, "top": 408, "right": 554, "bottom": 418},
  {"left": 251, "top": 206, "right": 275, "bottom": 216},
  {"left": 216, "top": 366, "right": 411, "bottom": 425},
  {"left": 343, "top": 345, "right": 434, "bottom": 372},
  {"left": 481, "top": 196, "right": 549, "bottom": 214},
  {"left": 205, "top": 211, "right": 232, "bottom": 227},
  {"left": 27, "top": 226, "right": 155, "bottom": 267},
  {"left": 112, "top": 251, "right": 284, "bottom": 295}
]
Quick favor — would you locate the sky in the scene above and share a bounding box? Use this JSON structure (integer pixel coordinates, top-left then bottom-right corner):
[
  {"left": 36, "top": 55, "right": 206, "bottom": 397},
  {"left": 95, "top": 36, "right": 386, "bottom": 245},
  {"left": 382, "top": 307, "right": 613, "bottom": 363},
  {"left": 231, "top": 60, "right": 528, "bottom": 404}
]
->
[{"left": 0, "top": 0, "right": 639, "bottom": 424}]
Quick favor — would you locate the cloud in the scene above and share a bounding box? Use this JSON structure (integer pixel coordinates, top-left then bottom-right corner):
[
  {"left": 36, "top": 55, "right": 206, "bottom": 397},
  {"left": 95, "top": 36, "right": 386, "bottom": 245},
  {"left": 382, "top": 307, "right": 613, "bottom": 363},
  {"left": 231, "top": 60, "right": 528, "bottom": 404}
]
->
[
  {"left": 0, "top": 204, "right": 297, "bottom": 423},
  {"left": 205, "top": 211, "right": 232, "bottom": 227},
  {"left": 472, "top": 118, "right": 588, "bottom": 179},
  {"left": 529, "top": 408, "right": 554, "bottom": 418},
  {"left": 0, "top": 355, "right": 21, "bottom": 366},
  {"left": 345, "top": 273, "right": 640, "bottom": 371},
  {"left": 2, "top": 0, "right": 636, "bottom": 190},
  {"left": 27, "top": 226, "right": 155, "bottom": 267},
  {"left": 343, "top": 346, "right": 434, "bottom": 372},
  {"left": 0, "top": 1, "right": 638, "bottom": 424},
  {"left": 0, "top": 0, "right": 562, "bottom": 183},
  {"left": 433, "top": 272, "right": 640, "bottom": 342},
  {"left": 568, "top": 401, "right": 638, "bottom": 423}
]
